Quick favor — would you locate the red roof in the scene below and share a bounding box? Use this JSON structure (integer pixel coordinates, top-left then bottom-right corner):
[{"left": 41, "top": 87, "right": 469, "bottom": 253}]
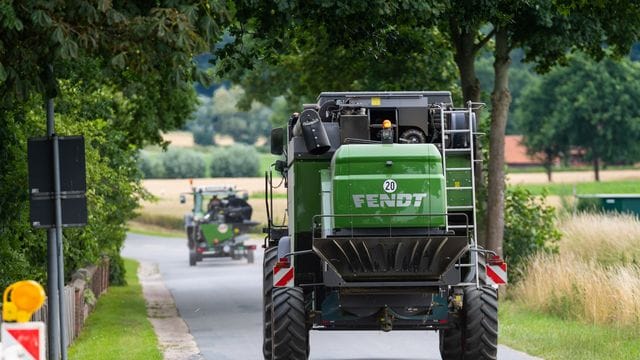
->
[{"left": 504, "top": 135, "right": 543, "bottom": 166}]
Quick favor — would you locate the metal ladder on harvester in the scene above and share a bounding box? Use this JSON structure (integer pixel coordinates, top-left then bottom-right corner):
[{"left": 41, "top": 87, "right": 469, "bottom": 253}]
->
[{"left": 439, "top": 103, "right": 481, "bottom": 244}]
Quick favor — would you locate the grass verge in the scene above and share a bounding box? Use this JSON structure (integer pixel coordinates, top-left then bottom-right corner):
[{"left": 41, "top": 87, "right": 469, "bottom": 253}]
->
[
  {"left": 501, "top": 301, "right": 640, "bottom": 360},
  {"left": 69, "top": 259, "right": 162, "bottom": 360},
  {"left": 507, "top": 165, "right": 638, "bottom": 173},
  {"left": 513, "top": 179, "right": 640, "bottom": 196}
]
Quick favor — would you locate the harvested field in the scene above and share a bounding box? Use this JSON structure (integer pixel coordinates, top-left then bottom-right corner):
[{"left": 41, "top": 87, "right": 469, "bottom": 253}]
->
[{"left": 162, "top": 131, "right": 194, "bottom": 147}]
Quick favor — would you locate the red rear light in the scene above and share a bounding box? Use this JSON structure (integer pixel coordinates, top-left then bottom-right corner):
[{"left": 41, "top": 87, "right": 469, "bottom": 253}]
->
[
  {"left": 488, "top": 255, "right": 505, "bottom": 266},
  {"left": 275, "top": 257, "right": 290, "bottom": 269},
  {"left": 246, "top": 245, "right": 257, "bottom": 250}
]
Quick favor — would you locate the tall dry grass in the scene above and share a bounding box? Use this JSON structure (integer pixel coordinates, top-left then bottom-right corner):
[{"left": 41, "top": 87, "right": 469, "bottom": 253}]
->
[
  {"left": 558, "top": 212, "right": 640, "bottom": 265},
  {"left": 513, "top": 212, "right": 640, "bottom": 328}
]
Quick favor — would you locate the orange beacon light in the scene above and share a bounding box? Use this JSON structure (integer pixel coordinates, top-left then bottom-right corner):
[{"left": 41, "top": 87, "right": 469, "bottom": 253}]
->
[{"left": 2, "top": 280, "right": 46, "bottom": 323}]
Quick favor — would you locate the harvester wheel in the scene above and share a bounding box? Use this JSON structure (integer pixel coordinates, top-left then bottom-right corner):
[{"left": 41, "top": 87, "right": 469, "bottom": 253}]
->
[
  {"left": 271, "top": 287, "right": 308, "bottom": 360},
  {"left": 263, "top": 247, "right": 278, "bottom": 359},
  {"left": 400, "top": 128, "right": 427, "bottom": 143},
  {"left": 439, "top": 285, "right": 498, "bottom": 360},
  {"left": 189, "top": 249, "right": 197, "bottom": 267}
]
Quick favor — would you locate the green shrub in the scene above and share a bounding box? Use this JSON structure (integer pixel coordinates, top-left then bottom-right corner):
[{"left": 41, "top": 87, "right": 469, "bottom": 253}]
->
[
  {"left": 210, "top": 144, "right": 260, "bottom": 177},
  {"left": 137, "top": 151, "right": 165, "bottom": 179},
  {"left": 108, "top": 254, "right": 127, "bottom": 286},
  {"left": 503, "top": 187, "right": 561, "bottom": 282},
  {"left": 162, "top": 148, "right": 206, "bottom": 178}
]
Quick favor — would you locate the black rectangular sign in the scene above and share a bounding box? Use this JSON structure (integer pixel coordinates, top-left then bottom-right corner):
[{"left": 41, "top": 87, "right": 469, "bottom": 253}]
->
[{"left": 28, "top": 136, "right": 88, "bottom": 228}]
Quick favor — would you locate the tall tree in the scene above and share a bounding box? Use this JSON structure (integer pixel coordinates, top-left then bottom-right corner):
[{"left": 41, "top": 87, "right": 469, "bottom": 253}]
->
[
  {"left": 0, "top": 1, "right": 230, "bottom": 284},
  {"left": 518, "top": 55, "right": 640, "bottom": 180},
  {"left": 442, "top": 0, "right": 640, "bottom": 255}
]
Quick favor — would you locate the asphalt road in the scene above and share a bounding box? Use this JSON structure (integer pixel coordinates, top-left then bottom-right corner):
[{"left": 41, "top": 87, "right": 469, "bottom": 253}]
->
[{"left": 123, "top": 233, "right": 540, "bottom": 360}]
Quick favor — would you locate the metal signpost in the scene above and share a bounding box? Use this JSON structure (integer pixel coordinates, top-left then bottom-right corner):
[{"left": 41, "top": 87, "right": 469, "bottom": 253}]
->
[{"left": 26, "top": 65, "right": 87, "bottom": 360}]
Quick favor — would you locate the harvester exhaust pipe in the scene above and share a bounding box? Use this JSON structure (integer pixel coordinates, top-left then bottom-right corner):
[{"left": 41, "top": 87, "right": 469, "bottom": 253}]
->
[{"left": 296, "top": 109, "right": 331, "bottom": 155}]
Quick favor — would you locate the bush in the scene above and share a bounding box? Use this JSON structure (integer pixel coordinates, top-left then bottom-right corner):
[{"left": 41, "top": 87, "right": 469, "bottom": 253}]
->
[
  {"left": 137, "top": 151, "right": 165, "bottom": 179},
  {"left": 210, "top": 144, "right": 260, "bottom": 177},
  {"left": 503, "top": 187, "right": 561, "bottom": 282},
  {"left": 162, "top": 148, "right": 206, "bottom": 178}
]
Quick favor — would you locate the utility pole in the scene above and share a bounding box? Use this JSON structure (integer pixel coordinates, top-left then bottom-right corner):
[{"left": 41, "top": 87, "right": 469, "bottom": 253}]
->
[{"left": 44, "top": 63, "right": 68, "bottom": 360}]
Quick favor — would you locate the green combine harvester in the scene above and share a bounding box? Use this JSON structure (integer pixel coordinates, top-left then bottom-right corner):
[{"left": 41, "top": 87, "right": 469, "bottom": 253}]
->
[
  {"left": 263, "top": 91, "right": 507, "bottom": 360},
  {"left": 181, "top": 185, "right": 258, "bottom": 266}
]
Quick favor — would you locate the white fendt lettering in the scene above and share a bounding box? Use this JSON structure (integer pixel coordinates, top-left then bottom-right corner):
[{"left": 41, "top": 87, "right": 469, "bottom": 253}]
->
[{"left": 352, "top": 193, "right": 428, "bottom": 208}]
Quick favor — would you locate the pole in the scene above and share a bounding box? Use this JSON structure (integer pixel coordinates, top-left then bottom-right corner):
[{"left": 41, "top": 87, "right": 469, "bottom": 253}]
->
[
  {"left": 46, "top": 95, "right": 61, "bottom": 360},
  {"left": 53, "top": 134, "right": 68, "bottom": 360}
]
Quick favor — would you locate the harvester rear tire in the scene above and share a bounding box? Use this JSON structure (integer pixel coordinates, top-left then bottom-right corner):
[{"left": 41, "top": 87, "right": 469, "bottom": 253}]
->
[
  {"left": 271, "top": 287, "right": 308, "bottom": 360},
  {"left": 263, "top": 247, "right": 278, "bottom": 359},
  {"left": 439, "top": 285, "right": 498, "bottom": 360}
]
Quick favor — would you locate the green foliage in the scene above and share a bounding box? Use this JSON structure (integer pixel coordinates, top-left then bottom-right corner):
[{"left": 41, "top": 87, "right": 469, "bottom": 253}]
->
[
  {"left": 214, "top": 1, "right": 457, "bottom": 107},
  {"left": 138, "top": 150, "right": 166, "bottom": 179},
  {"left": 210, "top": 145, "right": 260, "bottom": 177},
  {"left": 189, "top": 95, "right": 217, "bottom": 145},
  {"left": 187, "top": 86, "right": 273, "bottom": 144},
  {"left": 0, "top": 1, "right": 230, "bottom": 287},
  {"left": 108, "top": 256, "right": 127, "bottom": 287},
  {"left": 516, "top": 54, "right": 640, "bottom": 176},
  {"left": 162, "top": 148, "right": 206, "bottom": 179},
  {"left": 503, "top": 187, "right": 561, "bottom": 281},
  {"left": 0, "top": 81, "right": 144, "bottom": 288}
]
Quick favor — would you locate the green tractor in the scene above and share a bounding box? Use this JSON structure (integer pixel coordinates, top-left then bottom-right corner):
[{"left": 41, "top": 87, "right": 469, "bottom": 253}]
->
[
  {"left": 263, "top": 92, "right": 507, "bottom": 359},
  {"left": 181, "top": 185, "right": 259, "bottom": 266}
]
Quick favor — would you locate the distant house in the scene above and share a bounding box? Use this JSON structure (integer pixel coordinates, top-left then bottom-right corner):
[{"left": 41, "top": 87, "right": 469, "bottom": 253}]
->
[{"left": 504, "top": 135, "right": 544, "bottom": 167}]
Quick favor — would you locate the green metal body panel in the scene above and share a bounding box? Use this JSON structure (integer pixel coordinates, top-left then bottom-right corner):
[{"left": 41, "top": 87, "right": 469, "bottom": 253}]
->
[
  {"left": 445, "top": 155, "right": 473, "bottom": 207},
  {"left": 330, "top": 144, "right": 446, "bottom": 228},
  {"left": 200, "top": 222, "right": 234, "bottom": 245},
  {"left": 290, "top": 161, "right": 330, "bottom": 235}
]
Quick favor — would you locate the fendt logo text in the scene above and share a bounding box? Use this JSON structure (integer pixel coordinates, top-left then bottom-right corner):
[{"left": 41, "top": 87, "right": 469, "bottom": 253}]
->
[{"left": 352, "top": 193, "right": 428, "bottom": 208}]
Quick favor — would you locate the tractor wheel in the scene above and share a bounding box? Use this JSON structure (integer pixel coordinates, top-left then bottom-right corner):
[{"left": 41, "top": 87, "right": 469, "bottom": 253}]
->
[
  {"left": 271, "top": 287, "right": 308, "bottom": 360},
  {"left": 189, "top": 249, "right": 197, "bottom": 267},
  {"left": 400, "top": 128, "right": 427, "bottom": 143},
  {"left": 247, "top": 249, "right": 255, "bottom": 264},
  {"left": 439, "top": 285, "right": 498, "bottom": 360},
  {"left": 263, "top": 247, "right": 278, "bottom": 359}
]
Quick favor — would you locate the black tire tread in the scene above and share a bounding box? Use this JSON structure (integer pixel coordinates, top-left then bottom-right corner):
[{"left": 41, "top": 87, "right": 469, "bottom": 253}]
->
[
  {"left": 263, "top": 247, "right": 278, "bottom": 359},
  {"left": 439, "top": 285, "right": 498, "bottom": 360},
  {"left": 400, "top": 128, "right": 427, "bottom": 143},
  {"left": 272, "top": 287, "right": 308, "bottom": 360}
]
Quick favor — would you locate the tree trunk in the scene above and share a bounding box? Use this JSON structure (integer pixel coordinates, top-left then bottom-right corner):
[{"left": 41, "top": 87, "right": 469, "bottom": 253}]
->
[
  {"left": 593, "top": 156, "right": 600, "bottom": 181},
  {"left": 453, "top": 31, "right": 482, "bottom": 104},
  {"left": 486, "top": 28, "right": 511, "bottom": 257}
]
